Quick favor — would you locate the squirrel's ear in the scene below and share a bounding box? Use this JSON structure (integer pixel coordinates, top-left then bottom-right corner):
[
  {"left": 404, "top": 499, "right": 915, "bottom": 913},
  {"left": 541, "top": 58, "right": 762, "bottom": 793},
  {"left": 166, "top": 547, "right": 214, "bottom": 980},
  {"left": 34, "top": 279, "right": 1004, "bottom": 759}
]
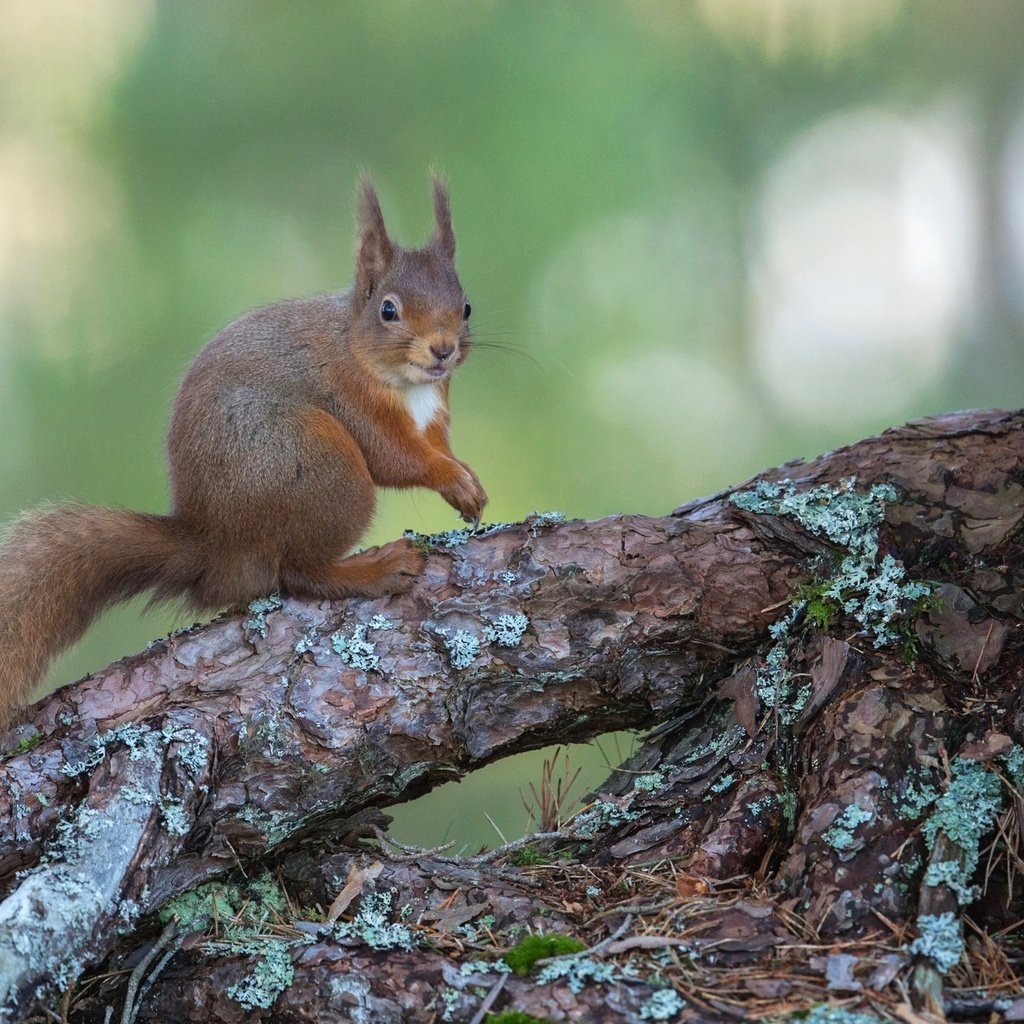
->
[
  {"left": 429, "top": 176, "right": 456, "bottom": 260},
  {"left": 356, "top": 178, "right": 394, "bottom": 299}
]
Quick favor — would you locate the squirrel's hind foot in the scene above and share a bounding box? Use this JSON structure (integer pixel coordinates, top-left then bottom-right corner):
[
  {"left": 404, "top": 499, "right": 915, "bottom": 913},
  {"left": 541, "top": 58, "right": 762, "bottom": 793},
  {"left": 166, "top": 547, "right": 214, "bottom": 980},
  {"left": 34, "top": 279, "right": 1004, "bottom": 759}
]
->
[{"left": 282, "top": 538, "right": 426, "bottom": 601}]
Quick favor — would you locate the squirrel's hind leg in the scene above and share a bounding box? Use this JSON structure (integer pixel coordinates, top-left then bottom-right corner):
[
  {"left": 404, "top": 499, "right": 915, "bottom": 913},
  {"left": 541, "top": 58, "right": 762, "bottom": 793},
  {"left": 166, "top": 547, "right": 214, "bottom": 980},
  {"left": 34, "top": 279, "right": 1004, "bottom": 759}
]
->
[{"left": 281, "top": 539, "right": 426, "bottom": 600}]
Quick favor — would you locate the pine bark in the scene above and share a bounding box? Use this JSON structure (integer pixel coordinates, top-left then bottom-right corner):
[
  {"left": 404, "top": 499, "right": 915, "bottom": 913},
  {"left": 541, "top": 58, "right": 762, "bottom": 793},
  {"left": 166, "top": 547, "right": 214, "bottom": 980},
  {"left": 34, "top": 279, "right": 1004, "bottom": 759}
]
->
[{"left": 2, "top": 408, "right": 1023, "bottom": 1023}]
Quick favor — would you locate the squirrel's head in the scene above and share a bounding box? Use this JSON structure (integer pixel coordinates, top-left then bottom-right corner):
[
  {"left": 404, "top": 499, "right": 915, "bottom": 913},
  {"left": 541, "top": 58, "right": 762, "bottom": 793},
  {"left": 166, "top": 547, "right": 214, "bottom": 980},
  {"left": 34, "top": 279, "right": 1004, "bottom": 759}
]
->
[{"left": 349, "top": 176, "right": 471, "bottom": 388}]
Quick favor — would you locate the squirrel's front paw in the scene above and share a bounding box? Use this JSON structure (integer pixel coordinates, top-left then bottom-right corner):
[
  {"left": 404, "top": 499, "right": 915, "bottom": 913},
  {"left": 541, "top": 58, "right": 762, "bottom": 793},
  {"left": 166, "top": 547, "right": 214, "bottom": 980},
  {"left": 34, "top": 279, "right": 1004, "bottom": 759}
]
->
[{"left": 440, "top": 464, "right": 488, "bottom": 524}]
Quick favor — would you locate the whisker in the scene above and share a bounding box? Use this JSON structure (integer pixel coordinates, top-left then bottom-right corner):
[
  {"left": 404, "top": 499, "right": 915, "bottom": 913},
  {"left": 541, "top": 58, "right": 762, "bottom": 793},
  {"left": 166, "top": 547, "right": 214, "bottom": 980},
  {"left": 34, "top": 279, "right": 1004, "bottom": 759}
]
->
[{"left": 467, "top": 342, "right": 543, "bottom": 370}]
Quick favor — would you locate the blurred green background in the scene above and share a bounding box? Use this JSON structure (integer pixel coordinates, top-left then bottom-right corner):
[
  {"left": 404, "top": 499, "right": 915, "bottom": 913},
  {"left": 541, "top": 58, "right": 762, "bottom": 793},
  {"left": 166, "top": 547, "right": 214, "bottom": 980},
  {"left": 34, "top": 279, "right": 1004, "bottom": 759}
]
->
[{"left": 2, "top": 0, "right": 1023, "bottom": 849}]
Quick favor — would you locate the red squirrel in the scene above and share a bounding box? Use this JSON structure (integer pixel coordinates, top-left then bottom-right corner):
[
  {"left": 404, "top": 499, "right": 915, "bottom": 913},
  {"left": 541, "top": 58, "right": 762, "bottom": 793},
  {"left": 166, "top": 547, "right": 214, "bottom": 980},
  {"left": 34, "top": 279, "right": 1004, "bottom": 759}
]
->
[{"left": 0, "top": 177, "right": 487, "bottom": 723}]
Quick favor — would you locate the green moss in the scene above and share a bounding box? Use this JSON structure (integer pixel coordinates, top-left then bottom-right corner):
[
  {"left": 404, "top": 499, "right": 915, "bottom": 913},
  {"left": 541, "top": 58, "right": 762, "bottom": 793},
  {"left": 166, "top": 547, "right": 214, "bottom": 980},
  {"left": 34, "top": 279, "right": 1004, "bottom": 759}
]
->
[
  {"left": 484, "top": 1013, "right": 554, "bottom": 1024},
  {"left": 795, "top": 579, "right": 840, "bottom": 630},
  {"left": 509, "top": 844, "right": 550, "bottom": 866},
  {"left": 503, "top": 933, "right": 586, "bottom": 976},
  {"left": 805, "top": 596, "right": 839, "bottom": 630},
  {"left": 2, "top": 730, "right": 43, "bottom": 759}
]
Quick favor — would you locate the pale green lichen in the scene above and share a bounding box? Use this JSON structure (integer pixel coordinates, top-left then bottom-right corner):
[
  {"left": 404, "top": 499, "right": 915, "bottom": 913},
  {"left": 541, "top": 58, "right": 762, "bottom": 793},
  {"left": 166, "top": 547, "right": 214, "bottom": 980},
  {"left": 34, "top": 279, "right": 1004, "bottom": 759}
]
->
[
  {"left": 634, "top": 772, "right": 665, "bottom": 793},
  {"left": 573, "top": 799, "right": 639, "bottom": 839},
  {"left": 331, "top": 624, "right": 382, "bottom": 671},
  {"left": 923, "top": 859, "right": 979, "bottom": 905},
  {"left": 708, "top": 774, "right": 736, "bottom": 795},
  {"left": 1002, "top": 745, "right": 1024, "bottom": 790},
  {"left": 912, "top": 758, "right": 1002, "bottom": 910},
  {"left": 226, "top": 940, "right": 295, "bottom": 1010},
  {"left": 744, "top": 604, "right": 812, "bottom": 724},
  {"left": 404, "top": 526, "right": 472, "bottom": 549},
  {"left": 732, "top": 478, "right": 930, "bottom": 649},
  {"left": 483, "top": 613, "right": 530, "bottom": 648},
  {"left": 158, "top": 873, "right": 295, "bottom": 1010},
  {"left": 795, "top": 1007, "right": 883, "bottom": 1024},
  {"left": 458, "top": 959, "right": 512, "bottom": 978},
  {"left": 333, "top": 890, "right": 418, "bottom": 951},
  {"left": 822, "top": 803, "right": 874, "bottom": 852},
  {"left": 245, "top": 594, "right": 284, "bottom": 637},
  {"left": 680, "top": 720, "right": 745, "bottom": 765},
  {"left": 439, "top": 987, "right": 462, "bottom": 1022},
  {"left": 160, "top": 797, "right": 190, "bottom": 837},
  {"left": 237, "top": 804, "right": 304, "bottom": 846},
  {"left": 437, "top": 627, "right": 482, "bottom": 669},
  {"left": 456, "top": 914, "right": 495, "bottom": 944},
  {"left": 908, "top": 911, "right": 963, "bottom": 973},
  {"left": 535, "top": 955, "right": 619, "bottom": 993},
  {"left": 45, "top": 806, "right": 101, "bottom": 864},
  {"left": 639, "top": 989, "right": 686, "bottom": 1020},
  {"left": 922, "top": 758, "right": 1002, "bottom": 872},
  {"left": 527, "top": 511, "right": 567, "bottom": 529},
  {"left": 61, "top": 721, "right": 209, "bottom": 781},
  {"left": 748, "top": 794, "right": 778, "bottom": 818},
  {"left": 330, "top": 616, "right": 393, "bottom": 671},
  {"left": 893, "top": 773, "right": 940, "bottom": 820},
  {"left": 242, "top": 708, "right": 296, "bottom": 759},
  {"left": 294, "top": 628, "right": 319, "bottom": 655},
  {"left": 159, "top": 880, "right": 240, "bottom": 928}
]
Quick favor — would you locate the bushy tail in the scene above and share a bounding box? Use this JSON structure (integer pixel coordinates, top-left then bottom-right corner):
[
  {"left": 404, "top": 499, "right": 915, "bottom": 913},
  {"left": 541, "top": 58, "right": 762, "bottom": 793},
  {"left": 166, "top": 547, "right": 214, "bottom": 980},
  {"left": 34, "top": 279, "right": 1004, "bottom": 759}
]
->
[{"left": 0, "top": 504, "right": 195, "bottom": 723}]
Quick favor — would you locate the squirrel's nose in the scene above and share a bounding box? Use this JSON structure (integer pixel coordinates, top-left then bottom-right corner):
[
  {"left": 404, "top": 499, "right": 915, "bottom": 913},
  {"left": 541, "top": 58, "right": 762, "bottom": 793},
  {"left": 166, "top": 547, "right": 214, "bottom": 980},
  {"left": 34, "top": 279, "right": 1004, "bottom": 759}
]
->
[{"left": 429, "top": 341, "right": 455, "bottom": 361}]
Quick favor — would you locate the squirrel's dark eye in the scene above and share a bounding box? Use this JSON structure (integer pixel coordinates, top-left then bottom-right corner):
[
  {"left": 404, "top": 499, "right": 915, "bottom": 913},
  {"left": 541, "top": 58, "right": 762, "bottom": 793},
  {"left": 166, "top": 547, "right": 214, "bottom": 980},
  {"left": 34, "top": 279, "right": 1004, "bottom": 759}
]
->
[
  {"left": 463, "top": 302, "right": 471, "bottom": 320},
  {"left": 380, "top": 299, "right": 399, "bottom": 322}
]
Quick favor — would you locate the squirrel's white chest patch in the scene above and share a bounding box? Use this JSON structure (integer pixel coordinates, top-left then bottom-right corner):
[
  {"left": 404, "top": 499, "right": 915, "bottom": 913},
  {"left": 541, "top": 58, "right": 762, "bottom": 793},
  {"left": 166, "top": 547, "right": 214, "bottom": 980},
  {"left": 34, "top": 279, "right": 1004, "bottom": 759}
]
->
[{"left": 403, "top": 384, "right": 442, "bottom": 432}]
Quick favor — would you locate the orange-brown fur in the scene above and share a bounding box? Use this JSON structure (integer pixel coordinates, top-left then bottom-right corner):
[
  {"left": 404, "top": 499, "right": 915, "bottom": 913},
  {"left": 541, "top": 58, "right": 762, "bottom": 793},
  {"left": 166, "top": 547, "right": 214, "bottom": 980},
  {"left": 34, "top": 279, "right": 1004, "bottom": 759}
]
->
[{"left": 0, "top": 177, "right": 486, "bottom": 723}]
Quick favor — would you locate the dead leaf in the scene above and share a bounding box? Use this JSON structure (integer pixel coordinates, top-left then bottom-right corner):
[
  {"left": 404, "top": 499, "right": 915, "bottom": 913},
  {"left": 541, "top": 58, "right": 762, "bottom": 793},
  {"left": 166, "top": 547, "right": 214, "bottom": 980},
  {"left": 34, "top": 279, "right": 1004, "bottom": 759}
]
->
[
  {"left": 325, "top": 860, "right": 384, "bottom": 923},
  {"left": 675, "top": 873, "right": 710, "bottom": 898}
]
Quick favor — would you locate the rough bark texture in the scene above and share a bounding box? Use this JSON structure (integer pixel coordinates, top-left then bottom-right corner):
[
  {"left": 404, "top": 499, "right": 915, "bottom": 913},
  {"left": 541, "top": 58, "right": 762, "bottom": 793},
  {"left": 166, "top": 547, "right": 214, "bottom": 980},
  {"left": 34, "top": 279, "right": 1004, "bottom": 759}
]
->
[{"left": 3, "top": 408, "right": 1024, "bottom": 1023}]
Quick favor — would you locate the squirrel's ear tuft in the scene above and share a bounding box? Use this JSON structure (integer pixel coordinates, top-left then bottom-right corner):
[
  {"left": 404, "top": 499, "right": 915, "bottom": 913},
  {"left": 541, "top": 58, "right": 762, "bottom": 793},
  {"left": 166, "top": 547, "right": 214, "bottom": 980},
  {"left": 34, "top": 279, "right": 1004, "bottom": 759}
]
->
[
  {"left": 356, "top": 178, "right": 394, "bottom": 299},
  {"left": 429, "top": 175, "right": 456, "bottom": 260}
]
